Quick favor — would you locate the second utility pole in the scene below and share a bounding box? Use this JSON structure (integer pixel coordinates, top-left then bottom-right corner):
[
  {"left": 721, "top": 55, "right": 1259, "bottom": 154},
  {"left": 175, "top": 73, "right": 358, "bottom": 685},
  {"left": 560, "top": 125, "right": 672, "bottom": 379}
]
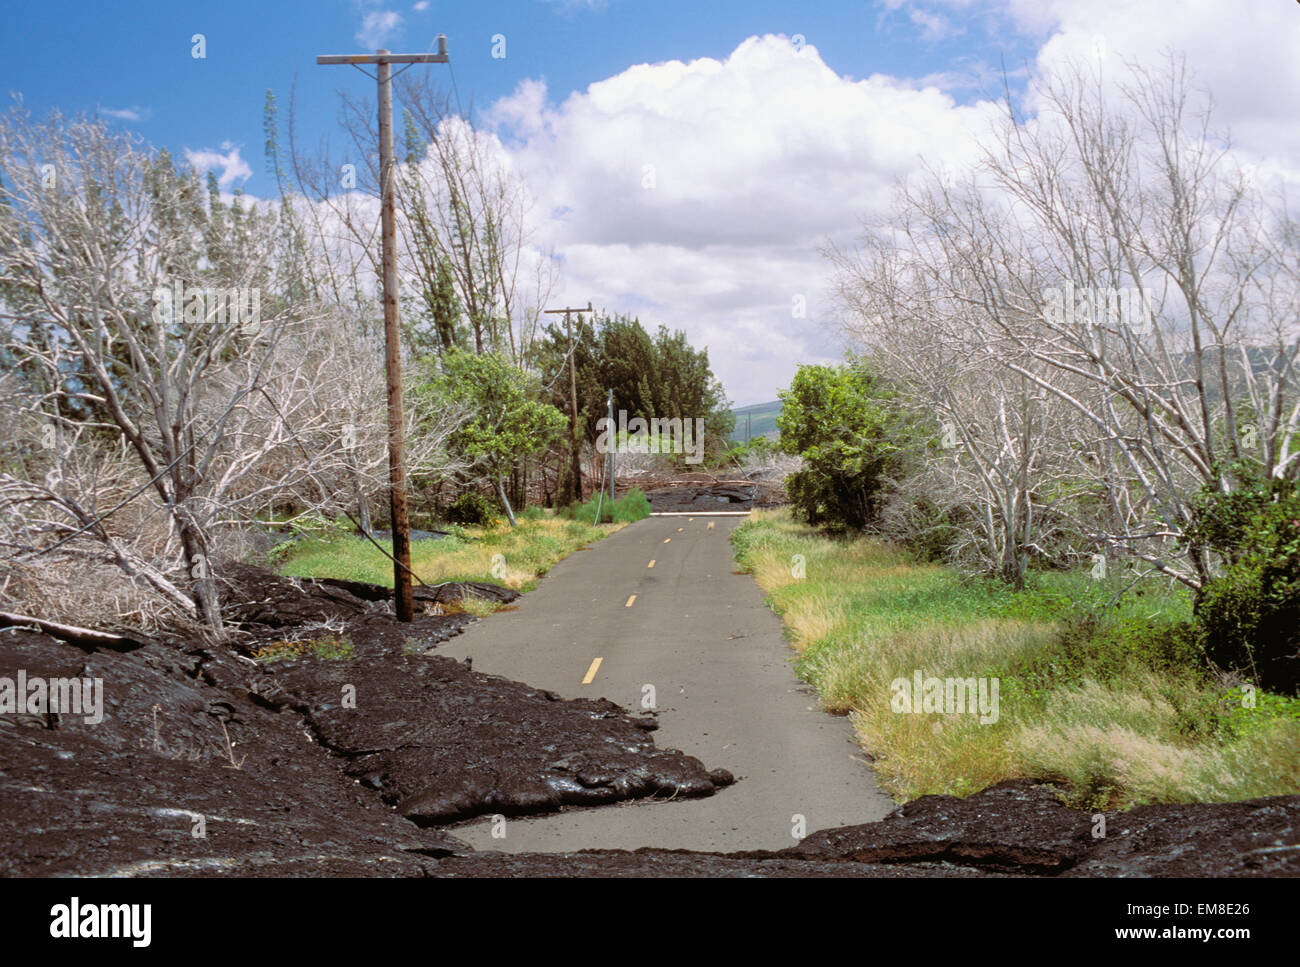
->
[
  {"left": 543, "top": 301, "right": 592, "bottom": 504},
  {"left": 316, "top": 37, "right": 449, "bottom": 621}
]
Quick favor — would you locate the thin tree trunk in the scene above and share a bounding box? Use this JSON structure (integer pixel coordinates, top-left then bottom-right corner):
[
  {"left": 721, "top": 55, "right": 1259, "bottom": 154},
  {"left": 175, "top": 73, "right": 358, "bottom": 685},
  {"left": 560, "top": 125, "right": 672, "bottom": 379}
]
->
[
  {"left": 178, "top": 522, "right": 222, "bottom": 633},
  {"left": 495, "top": 477, "right": 518, "bottom": 527}
]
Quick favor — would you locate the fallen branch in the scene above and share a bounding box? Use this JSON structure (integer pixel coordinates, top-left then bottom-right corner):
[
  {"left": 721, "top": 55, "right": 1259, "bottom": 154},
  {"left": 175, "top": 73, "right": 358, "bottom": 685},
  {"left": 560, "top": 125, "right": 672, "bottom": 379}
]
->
[{"left": 0, "top": 610, "right": 150, "bottom": 651}]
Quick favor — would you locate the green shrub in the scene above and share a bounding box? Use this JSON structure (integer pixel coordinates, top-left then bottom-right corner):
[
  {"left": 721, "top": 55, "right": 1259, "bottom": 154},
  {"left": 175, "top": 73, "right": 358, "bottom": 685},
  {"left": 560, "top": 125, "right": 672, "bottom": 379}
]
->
[
  {"left": 559, "top": 487, "right": 651, "bottom": 525},
  {"left": 776, "top": 362, "right": 909, "bottom": 532},
  {"left": 725, "top": 436, "right": 777, "bottom": 462},
  {"left": 1003, "top": 608, "right": 1204, "bottom": 698},
  {"left": 899, "top": 497, "right": 965, "bottom": 563},
  {"left": 446, "top": 492, "right": 500, "bottom": 527},
  {"left": 1197, "top": 562, "right": 1300, "bottom": 694},
  {"left": 1186, "top": 466, "right": 1300, "bottom": 694},
  {"left": 1216, "top": 687, "right": 1300, "bottom": 740}
]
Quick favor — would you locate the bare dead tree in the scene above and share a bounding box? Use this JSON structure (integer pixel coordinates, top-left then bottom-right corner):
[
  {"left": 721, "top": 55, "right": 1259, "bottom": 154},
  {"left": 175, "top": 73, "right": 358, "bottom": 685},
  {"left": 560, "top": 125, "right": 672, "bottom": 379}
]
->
[
  {"left": 282, "top": 77, "right": 555, "bottom": 365},
  {"left": 830, "top": 231, "right": 1076, "bottom": 586},
  {"left": 830, "top": 55, "right": 1300, "bottom": 590},
  {"left": 0, "top": 103, "right": 467, "bottom": 633}
]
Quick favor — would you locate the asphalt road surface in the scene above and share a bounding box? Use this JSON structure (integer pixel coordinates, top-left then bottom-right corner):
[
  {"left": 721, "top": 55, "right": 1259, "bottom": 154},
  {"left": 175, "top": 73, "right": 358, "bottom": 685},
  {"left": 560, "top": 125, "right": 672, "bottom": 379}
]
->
[{"left": 436, "top": 514, "right": 895, "bottom": 852}]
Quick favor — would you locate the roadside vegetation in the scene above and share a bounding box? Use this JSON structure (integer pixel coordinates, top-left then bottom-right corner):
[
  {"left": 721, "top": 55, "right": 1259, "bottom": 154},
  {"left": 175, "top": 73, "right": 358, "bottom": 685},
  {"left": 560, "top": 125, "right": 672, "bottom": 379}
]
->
[
  {"left": 738, "top": 57, "right": 1300, "bottom": 810},
  {"left": 557, "top": 487, "right": 652, "bottom": 525},
  {"left": 0, "top": 74, "right": 727, "bottom": 637},
  {"left": 252, "top": 633, "right": 355, "bottom": 664},
  {"left": 734, "top": 510, "right": 1300, "bottom": 809},
  {"left": 277, "top": 493, "right": 650, "bottom": 604}
]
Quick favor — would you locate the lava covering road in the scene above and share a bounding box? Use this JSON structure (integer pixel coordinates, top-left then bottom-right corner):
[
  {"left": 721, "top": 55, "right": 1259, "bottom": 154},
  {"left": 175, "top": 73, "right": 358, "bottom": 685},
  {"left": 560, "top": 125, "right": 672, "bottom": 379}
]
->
[{"left": 0, "top": 563, "right": 1295, "bottom": 877}]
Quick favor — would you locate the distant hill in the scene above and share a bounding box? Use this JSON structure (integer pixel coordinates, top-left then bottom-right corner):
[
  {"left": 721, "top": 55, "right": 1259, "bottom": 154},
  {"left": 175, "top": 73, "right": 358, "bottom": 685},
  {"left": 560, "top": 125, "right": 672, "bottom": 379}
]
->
[{"left": 729, "top": 400, "right": 781, "bottom": 444}]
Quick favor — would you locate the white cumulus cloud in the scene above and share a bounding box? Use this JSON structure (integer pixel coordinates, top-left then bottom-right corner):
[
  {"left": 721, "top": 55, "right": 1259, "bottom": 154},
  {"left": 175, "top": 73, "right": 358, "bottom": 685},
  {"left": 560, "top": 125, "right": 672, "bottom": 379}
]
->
[
  {"left": 486, "top": 34, "right": 999, "bottom": 405},
  {"left": 479, "top": 4, "right": 1300, "bottom": 407},
  {"left": 184, "top": 142, "right": 253, "bottom": 192}
]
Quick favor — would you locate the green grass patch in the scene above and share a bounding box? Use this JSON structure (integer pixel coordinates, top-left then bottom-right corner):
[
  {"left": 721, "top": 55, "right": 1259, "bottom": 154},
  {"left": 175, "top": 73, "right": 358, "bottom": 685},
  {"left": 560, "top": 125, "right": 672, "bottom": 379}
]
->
[
  {"left": 732, "top": 509, "right": 1300, "bottom": 809},
  {"left": 276, "top": 511, "right": 629, "bottom": 598},
  {"left": 558, "top": 487, "right": 652, "bottom": 525},
  {"left": 251, "top": 633, "right": 354, "bottom": 664}
]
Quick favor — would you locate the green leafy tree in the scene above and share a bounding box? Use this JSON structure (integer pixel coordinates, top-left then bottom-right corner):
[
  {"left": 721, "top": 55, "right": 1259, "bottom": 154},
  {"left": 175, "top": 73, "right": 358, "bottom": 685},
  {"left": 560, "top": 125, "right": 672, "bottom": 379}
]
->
[
  {"left": 648, "top": 324, "right": 733, "bottom": 453},
  {"left": 777, "top": 361, "right": 904, "bottom": 532},
  {"left": 532, "top": 311, "right": 602, "bottom": 502},
  {"left": 533, "top": 312, "right": 734, "bottom": 467},
  {"left": 416, "top": 349, "right": 566, "bottom": 526}
]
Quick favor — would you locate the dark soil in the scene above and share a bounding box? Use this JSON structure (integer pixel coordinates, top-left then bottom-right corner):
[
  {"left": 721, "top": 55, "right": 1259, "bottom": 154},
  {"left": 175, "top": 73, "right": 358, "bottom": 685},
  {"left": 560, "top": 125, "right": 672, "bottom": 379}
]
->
[{"left": 2, "top": 566, "right": 1295, "bottom": 877}]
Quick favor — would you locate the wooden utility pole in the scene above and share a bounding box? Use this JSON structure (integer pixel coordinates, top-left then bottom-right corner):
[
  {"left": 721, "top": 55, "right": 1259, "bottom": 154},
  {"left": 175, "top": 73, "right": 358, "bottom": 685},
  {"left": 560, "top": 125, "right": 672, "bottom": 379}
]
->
[
  {"left": 316, "top": 38, "right": 449, "bottom": 622},
  {"left": 543, "top": 301, "right": 592, "bottom": 504}
]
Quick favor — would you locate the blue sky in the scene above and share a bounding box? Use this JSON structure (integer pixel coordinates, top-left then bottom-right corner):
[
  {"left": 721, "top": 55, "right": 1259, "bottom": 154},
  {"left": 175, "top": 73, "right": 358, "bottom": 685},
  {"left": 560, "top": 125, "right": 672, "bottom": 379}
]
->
[
  {"left": 0, "top": 0, "right": 1037, "bottom": 200},
  {"left": 4, "top": 1, "right": 1296, "bottom": 406}
]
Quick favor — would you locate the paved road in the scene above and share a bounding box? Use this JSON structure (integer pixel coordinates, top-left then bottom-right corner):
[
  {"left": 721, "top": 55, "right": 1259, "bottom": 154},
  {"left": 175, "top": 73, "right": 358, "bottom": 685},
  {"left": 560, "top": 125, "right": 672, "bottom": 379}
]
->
[{"left": 436, "top": 514, "right": 894, "bottom": 853}]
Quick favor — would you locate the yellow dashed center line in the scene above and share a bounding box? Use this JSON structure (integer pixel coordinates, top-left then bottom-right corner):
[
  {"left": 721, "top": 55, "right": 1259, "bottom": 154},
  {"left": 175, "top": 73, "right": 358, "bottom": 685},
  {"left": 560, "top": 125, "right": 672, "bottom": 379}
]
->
[
  {"left": 625, "top": 594, "right": 637, "bottom": 607},
  {"left": 677, "top": 527, "right": 683, "bottom": 532},
  {"left": 663, "top": 538, "right": 671, "bottom": 543},
  {"left": 582, "top": 657, "right": 602, "bottom": 684},
  {"left": 707, "top": 522, "right": 715, "bottom": 530},
  {"left": 647, "top": 560, "right": 655, "bottom": 568}
]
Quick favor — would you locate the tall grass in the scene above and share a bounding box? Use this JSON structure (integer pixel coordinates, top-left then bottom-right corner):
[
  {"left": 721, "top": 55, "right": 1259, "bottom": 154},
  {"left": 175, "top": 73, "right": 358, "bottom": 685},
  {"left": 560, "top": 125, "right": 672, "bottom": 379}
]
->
[
  {"left": 557, "top": 487, "right": 652, "bottom": 525},
  {"left": 732, "top": 509, "right": 1300, "bottom": 808}
]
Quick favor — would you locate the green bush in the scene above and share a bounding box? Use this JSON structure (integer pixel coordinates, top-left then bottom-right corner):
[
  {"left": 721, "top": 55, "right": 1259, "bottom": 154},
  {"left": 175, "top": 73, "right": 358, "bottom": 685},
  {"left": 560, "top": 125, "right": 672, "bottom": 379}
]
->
[
  {"left": 992, "top": 591, "right": 1204, "bottom": 704},
  {"left": 559, "top": 488, "right": 651, "bottom": 525},
  {"left": 1197, "top": 562, "right": 1300, "bottom": 694},
  {"left": 776, "top": 362, "right": 910, "bottom": 532},
  {"left": 446, "top": 492, "right": 500, "bottom": 527},
  {"left": 1186, "top": 466, "right": 1300, "bottom": 694},
  {"left": 725, "top": 435, "right": 777, "bottom": 462},
  {"left": 1216, "top": 686, "right": 1300, "bottom": 740},
  {"left": 900, "top": 497, "right": 965, "bottom": 563}
]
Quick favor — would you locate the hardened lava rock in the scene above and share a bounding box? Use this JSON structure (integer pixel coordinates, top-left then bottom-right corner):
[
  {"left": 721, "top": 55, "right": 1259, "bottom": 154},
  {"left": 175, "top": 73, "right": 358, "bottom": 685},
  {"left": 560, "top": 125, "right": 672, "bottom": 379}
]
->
[{"left": 270, "top": 652, "right": 735, "bottom": 825}]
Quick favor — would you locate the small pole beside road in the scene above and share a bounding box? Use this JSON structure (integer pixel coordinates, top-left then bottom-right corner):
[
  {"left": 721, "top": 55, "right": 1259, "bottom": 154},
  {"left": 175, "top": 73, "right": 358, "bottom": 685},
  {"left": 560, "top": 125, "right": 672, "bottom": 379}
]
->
[{"left": 606, "top": 388, "right": 615, "bottom": 511}]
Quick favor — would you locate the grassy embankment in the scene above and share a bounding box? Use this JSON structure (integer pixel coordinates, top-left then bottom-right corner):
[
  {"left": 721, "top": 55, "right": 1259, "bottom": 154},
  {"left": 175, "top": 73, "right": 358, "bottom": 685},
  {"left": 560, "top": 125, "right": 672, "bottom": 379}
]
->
[
  {"left": 732, "top": 509, "right": 1300, "bottom": 809},
  {"left": 275, "top": 490, "right": 651, "bottom": 617}
]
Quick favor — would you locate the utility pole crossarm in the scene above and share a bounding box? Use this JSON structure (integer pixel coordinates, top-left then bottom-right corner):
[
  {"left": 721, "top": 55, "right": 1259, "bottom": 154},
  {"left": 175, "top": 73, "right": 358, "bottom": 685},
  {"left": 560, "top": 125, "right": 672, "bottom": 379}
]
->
[
  {"left": 542, "top": 305, "right": 595, "bottom": 314},
  {"left": 316, "top": 53, "right": 448, "bottom": 65},
  {"left": 317, "top": 36, "right": 447, "bottom": 66}
]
